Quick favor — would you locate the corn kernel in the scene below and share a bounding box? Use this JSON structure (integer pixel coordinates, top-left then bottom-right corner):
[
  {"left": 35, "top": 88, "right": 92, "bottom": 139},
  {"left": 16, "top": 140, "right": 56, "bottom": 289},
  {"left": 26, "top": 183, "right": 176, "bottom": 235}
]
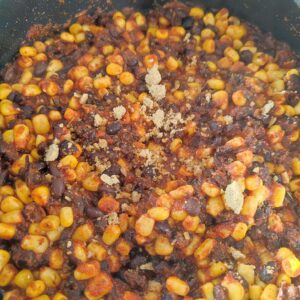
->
[
  {"left": 84, "top": 272, "right": 113, "bottom": 299},
  {"left": 155, "top": 235, "right": 174, "bottom": 256},
  {"left": 147, "top": 207, "right": 170, "bottom": 221},
  {"left": 53, "top": 293, "right": 68, "bottom": 300},
  {"left": 60, "top": 207, "right": 74, "bottom": 228},
  {"left": 31, "top": 185, "right": 50, "bottom": 206},
  {"left": 260, "top": 284, "right": 278, "bottom": 300},
  {"left": 207, "top": 78, "right": 225, "bottom": 90},
  {"left": 32, "top": 114, "right": 50, "bottom": 134},
  {"left": 15, "top": 179, "right": 31, "bottom": 204},
  {"left": 21, "top": 235, "right": 49, "bottom": 254},
  {"left": 166, "top": 276, "right": 190, "bottom": 296},
  {"left": 20, "top": 46, "right": 37, "bottom": 57},
  {"left": 0, "top": 83, "right": 12, "bottom": 100},
  {"left": 60, "top": 32, "right": 75, "bottom": 43},
  {"left": 22, "top": 84, "right": 42, "bottom": 97},
  {"left": 40, "top": 267, "right": 61, "bottom": 288},
  {"left": 0, "top": 100, "right": 18, "bottom": 116},
  {"left": 26, "top": 280, "right": 46, "bottom": 298},
  {"left": 40, "top": 215, "right": 60, "bottom": 232},
  {"left": 102, "top": 224, "right": 121, "bottom": 245},
  {"left": 13, "top": 269, "right": 34, "bottom": 288},
  {"left": 202, "top": 39, "right": 215, "bottom": 54},
  {"left": 189, "top": 7, "right": 204, "bottom": 19},
  {"left": 0, "top": 264, "right": 17, "bottom": 287},
  {"left": 119, "top": 71, "right": 135, "bottom": 85},
  {"left": 74, "top": 260, "right": 100, "bottom": 280},
  {"left": 194, "top": 238, "right": 217, "bottom": 261},
  {"left": 106, "top": 63, "right": 123, "bottom": 76},
  {"left": 82, "top": 173, "right": 101, "bottom": 191},
  {"left": 135, "top": 214, "right": 155, "bottom": 237}
]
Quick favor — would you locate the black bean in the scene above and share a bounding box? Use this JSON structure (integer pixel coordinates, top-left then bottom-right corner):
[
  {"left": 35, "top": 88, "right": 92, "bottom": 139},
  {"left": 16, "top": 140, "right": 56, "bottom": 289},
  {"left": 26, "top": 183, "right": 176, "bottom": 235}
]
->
[
  {"left": 4, "top": 65, "right": 17, "bottom": 82},
  {"left": 51, "top": 177, "right": 65, "bottom": 198},
  {"left": 106, "top": 121, "right": 122, "bottom": 135},
  {"left": 182, "top": 16, "right": 195, "bottom": 30},
  {"left": 0, "top": 170, "right": 7, "bottom": 186},
  {"left": 240, "top": 50, "right": 253, "bottom": 64},
  {"left": 59, "top": 140, "right": 77, "bottom": 156},
  {"left": 21, "top": 105, "right": 33, "bottom": 119},
  {"left": 259, "top": 261, "right": 278, "bottom": 283},
  {"left": 34, "top": 61, "right": 48, "bottom": 77},
  {"left": 86, "top": 207, "right": 104, "bottom": 219},
  {"left": 49, "top": 162, "right": 61, "bottom": 176},
  {"left": 185, "top": 197, "right": 201, "bottom": 216},
  {"left": 214, "top": 284, "right": 228, "bottom": 300},
  {"left": 8, "top": 91, "right": 23, "bottom": 104}
]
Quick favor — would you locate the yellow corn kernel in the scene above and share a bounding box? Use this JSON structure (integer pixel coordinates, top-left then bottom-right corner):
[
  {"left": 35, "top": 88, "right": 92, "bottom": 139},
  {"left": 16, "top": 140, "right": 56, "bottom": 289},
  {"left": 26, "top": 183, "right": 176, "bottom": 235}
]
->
[
  {"left": 206, "top": 196, "right": 224, "bottom": 217},
  {"left": 39, "top": 215, "right": 60, "bottom": 232},
  {"left": 201, "top": 282, "right": 214, "bottom": 300},
  {"left": 13, "top": 124, "right": 30, "bottom": 149},
  {"left": 166, "top": 56, "right": 179, "bottom": 71},
  {"left": 135, "top": 214, "right": 155, "bottom": 237},
  {"left": 32, "top": 295, "right": 50, "bottom": 300},
  {"left": 0, "top": 223, "right": 16, "bottom": 240},
  {"left": 73, "top": 223, "right": 94, "bottom": 241},
  {"left": 189, "top": 7, "right": 204, "bottom": 19},
  {"left": 202, "top": 39, "right": 215, "bottom": 54},
  {"left": 75, "top": 32, "right": 86, "bottom": 43},
  {"left": 20, "top": 46, "right": 37, "bottom": 57},
  {"left": 21, "top": 235, "right": 49, "bottom": 254},
  {"left": 276, "top": 273, "right": 291, "bottom": 285},
  {"left": 60, "top": 207, "right": 74, "bottom": 228},
  {"left": 147, "top": 207, "right": 170, "bottom": 221},
  {"left": 3, "top": 130, "right": 14, "bottom": 144},
  {"left": 272, "top": 79, "right": 285, "bottom": 92},
  {"left": 15, "top": 179, "right": 31, "bottom": 204},
  {"left": 53, "top": 293, "right": 68, "bottom": 300},
  {"left": 260, "top": 284, "right": 278, "bottom": 300},
  {"left": 269, "top": 183, "right": 285, "bottom": 208},
  {"left": 245, "top": 175, "right": 263, "bottom": 191},
  {"left": 166, "top": 276, "right": 190, "bottom": 296},
  {"left": 19, "top": 69, "right": 33, "bottom": 84},
  {"left": 0, "top": 100, "right": 19, "bottom": 116},
  {"left": 156, "top": 29, "right": 169, "bottom": 39},
  {"left": 31, "top": 185, "right": 50, "bottom": 206},
  {"left": 60, "top": 32, "right": 75, "bottom": 43},
  {"left": 238, "top": 264, "right": 255, "bottom": 285},
  {"left": 207, "top": 78, "right": 225, "bottom": 90},
  {"left": 119, "top": 72, "right": 135, "bottom": 85},
  {"left": 203, "top": 12, "right": 215, "bottom": 25},
  {"left": 222, "top": 274, "right": 245, "bottom": 300},
  {"left": 0, "top": 210, "right": 23, "bottom": 224},
  {"left": 32, "top": 114, "right": 50, "bottom": 134},
  {"left": 201, "top": 181, "right": 220, "bottom": 197},
  {"left": 224, "top": 47, "right": 240, "bottom": 62},
  {"left": 0, "top": 264, "right": 17, "bottom": 287},
  {"left": 194, "top": 238, "right": 217, "bottom": 261},
  {"left": 74, "top": 260, "right": 100, "bottom": 280},
  {"left": 282, "top": 255, "right": 300, "bottom": 277},
  {"left": 231, "top": 222, "right": 248, "bottom": 241},
  {"left": 10, "top": 154, "right": 33, "bottom": 175},
  {"left": 250, "top": 185, "right": 270, "bottom": 205},
  {"left": 106, "top": 63, "right": 123, "bottom": 76},
  {"left": 0, "top": 83, "right": 12, "bottom": 100},
  {"left": 169, "top": 184, "right": 194, "bottom": 200},
  {"left": 208, "top": 261, "right": 227, "bottom": 278},
  {"left": 0, "top": 185, "right": 14, "bottom": 196},
  {"left": 154, "top": 235, "right": 174, "bottom": 256},
  {"left": 249, "top": 285, "right": 263, "bottom": 300},
  {"left": 232, "top": 90, "right": 247, "bottom": 106},
  {"left": 87, "top": 242, "right": 107, "bottom": 261},
  {"left": 22, "top": 84, "right": 42, "bottom": 97},
  {"left": 13, "top": 269, "right": 34, "bottom": 288},
  {"left": 49, "top": 248, "right": 64, "bottom": 270},
  {"left": 33, "top": 41, "right": 46, "bottom": 52},
  {"left": 290, "top": 178, "right": 300, "bottom": 192},
  {"left": 82, "top": 173, "right": 101, "bottom": 191},
  {"left": 84, "top": 272, "right": 113, "bottom": 299},
  {"left": 226, "top": 24, "right": 247, "bottom": 39},
  {"left": 292, "top": 158, "right": 300, "bottom": 175},
  {"left": 0, "top": 250, "right": 10, "bottom": 273},
  {"left": 40, "top": 267, "right": 61, "bottom": 288},
  {"left": 26, "top": 280, "right": 46, "bottom": 298},
  {"left": 59, "top": 155, "right": 78, "bottom": 169},
  {"left": 47, "top": 59, "right": 63, "bottom": 73},
  {"left": 69, "top": 23, "right": 82, "bottom": 35},
  {"left": 102, "top": 224, "right": 121, "bottom": 245},
  {"left": 0, "top": 196, "right": 23, "bottom": 212}
]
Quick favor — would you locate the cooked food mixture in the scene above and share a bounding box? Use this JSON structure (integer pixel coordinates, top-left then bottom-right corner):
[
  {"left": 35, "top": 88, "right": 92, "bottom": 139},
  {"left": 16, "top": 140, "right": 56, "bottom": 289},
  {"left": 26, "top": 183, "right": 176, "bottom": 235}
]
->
[{"left": 1, "top": 1, "right": 300, "bottom": 299}]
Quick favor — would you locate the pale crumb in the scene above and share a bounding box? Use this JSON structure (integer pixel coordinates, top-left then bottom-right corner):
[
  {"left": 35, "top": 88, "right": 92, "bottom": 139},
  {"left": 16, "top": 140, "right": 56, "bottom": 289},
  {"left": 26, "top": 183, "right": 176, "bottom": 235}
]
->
[
  {"left": 113, "top": 105, "right": 126, "bottom": 120},
  {"left": 183, "top": 33, "right": 191, "bottom": 42},
  {"left": 224, "top": 181, "right": 244, "bottom": 214},
  {"left": 148, "top": 281, "right": 162, "bottom": 292},
  {"left": 79, "top": 93, "right": 89, "bottom": 104},
  {"left": 224, "top": 115, "right": 233, "bottom": 125},
  {"left": 94, "top": 114, "right": 106, "bottom": 127},
  {"left": 143, "top": 97, "right": 154, "bottom": 109},
  {"left": 229, "top": 247, "right": 246, "bottom": 260},
  {"left": 131, "top": 191, "right": 141, "bottom": 203},
  {"left": 148, "top": 84, "right": 166, "bottom": 101},
  {"left": 107, "top": 212, "right": 119, "bottom": 225},
  {"left": 151, "top": 109, "right": 165, "bottom": 128},
  {"left": 261, "top": 100, "right": 274, "bottom": 116},
  {"left": 145, "top": 64, "right": 161, "bottom": 86},
  {"left": 67, "top": 241, "right": 72, "bottom": 248},
  {"left": 205, "top": 92, "right": 212, "bottom": 103},
  {"left": 100, "top": 174, "right": 120, "bottom": 185},
  {"left": 268, "top": 117, "right": 277, "bottom": 128},
  {"left": 98, "top": 139, "right": 108, "bottom": 149},
  {"left": 183, "top": 232, "right": 190, "bottom": 240},
  {"left": 45, "top": 174, "right": 53, "bottom": 182},
  {"left": 140, "top": 262, "right": 154, "bottom": 271},
  {"left": 253, "top": 167, "right": 260, "bottom": 173},
  {"left": 45, "top": 144, "right": 59, "bottom": 162},
  {"left": 191, "top": 56, "right": 197, "bottom": 66},
  {"left": 121, "top": 203, "right": 129, "bottom": 212}
]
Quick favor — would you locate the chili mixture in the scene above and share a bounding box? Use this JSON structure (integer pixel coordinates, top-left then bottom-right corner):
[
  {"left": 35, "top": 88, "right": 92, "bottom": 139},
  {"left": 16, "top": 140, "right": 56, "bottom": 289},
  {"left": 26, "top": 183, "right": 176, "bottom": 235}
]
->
[{"left": 0, "top": 1, "right": 300, "bottom": 299}]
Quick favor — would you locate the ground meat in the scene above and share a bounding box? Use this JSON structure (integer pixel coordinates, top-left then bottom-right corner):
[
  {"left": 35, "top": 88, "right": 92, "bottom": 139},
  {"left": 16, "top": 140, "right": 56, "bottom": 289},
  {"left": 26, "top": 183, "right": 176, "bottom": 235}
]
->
[
  {"left": 213, "top": 284, "right": 228, "bottom": 300},
  {"left": 123, "top": 269, "right": 147, "bottom": 290},
  {"left": 23, "top": 203, "right": 46, "bottom": 223}
]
